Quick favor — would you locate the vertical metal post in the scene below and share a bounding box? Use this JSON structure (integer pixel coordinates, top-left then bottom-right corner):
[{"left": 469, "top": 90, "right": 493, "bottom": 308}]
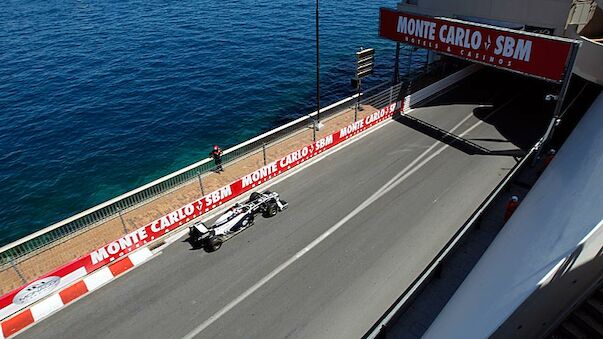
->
[
  {"left": 393, "top": 42, "right": 400, "bottom": 84},
  {"left": 262, "top": 143, "right": 267, "bottom": 165},
  {"left": 10, "top": 259, "right": 27, "bottom": 284},
  {"left": 389, "top": 86, "right": 394, "bottom": 105},
  {"left": 315, "top": 0, "right": 321, "bottom": 124},
  {"left": 197, "top": 171, "right": 205, "bottom": 196},
  {"left": 312, "top": 119, "right": 317, "bottom": 142},
  {"left": 536, "top": 42, "right": 580, "bottom": 158},
  {"left": 118, "top": 208, "right": 128, "bottom": 234}
]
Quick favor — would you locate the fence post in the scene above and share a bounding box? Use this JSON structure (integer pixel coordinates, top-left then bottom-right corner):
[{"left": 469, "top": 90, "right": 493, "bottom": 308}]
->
[
  {"left": 312, "top": 119, "right": 317, "bottom": 142},
  {"left": 118, "top": 208, "right": 128, "bottom": 234},
  {"left": 389, "top": 86, "right": 394, "bottom": 105},
  {"left": 262, "top": 143, "right": 267, "bottom": 166},
  {"left": 10, "top": 258, "right": 27, "bottom": 284},
  {"left": 197, "top": 171, "right": 205, "bottom": 197}
]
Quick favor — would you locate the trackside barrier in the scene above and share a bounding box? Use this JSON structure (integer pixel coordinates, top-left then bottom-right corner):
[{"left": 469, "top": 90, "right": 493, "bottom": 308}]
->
[
  {"left": 403, "top": 63, "right": 482, "bottom": 112},
  {"left": 364, "top": 146, "right": 537, "bottom": 339},
  {"left": 0, "top": 84, "right": 387, "bottom": 268},
  {"left": 0, "top": 64, "right": 479, "bottom": 324},
  {"left": 0, "top": 102, "right": 398, "bottom": 324}
]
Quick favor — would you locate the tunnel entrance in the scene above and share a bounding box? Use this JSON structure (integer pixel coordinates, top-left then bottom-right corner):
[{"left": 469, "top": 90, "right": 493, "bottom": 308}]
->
[{"left": 378, "top": 8, "right": 581, "bottom": 155}]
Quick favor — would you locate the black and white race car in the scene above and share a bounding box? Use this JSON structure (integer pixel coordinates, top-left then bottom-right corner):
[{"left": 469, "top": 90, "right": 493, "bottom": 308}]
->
[{"left": 188, "top": 191, "right": 288, "bottom": 252}]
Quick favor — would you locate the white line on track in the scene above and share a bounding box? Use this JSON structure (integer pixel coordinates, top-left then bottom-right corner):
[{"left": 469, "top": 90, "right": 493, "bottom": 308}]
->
[{"left": 181, "top": 98, "right": 516, "bottom": 338}]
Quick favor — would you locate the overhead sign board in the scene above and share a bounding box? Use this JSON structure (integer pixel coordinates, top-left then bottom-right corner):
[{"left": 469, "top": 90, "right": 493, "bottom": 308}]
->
[{"left": 379, "top": 8, "right": 577, "bottom": 82}]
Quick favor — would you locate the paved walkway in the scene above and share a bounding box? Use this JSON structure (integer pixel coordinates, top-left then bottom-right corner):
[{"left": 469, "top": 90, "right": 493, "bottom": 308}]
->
[{"left": 0, "top": 104, "right": 378, "bottom": 294}]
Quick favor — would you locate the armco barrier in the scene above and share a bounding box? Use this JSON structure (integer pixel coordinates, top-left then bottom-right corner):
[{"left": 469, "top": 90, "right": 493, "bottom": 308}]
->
[
  {"left": 0, "top": 64, "right": 481, "bottom": 324},
  {"left": 0, "top": 101, "right": 398, "bottom": 323},
  {"left": 0, "top": 85, "right": 374, "bottom": 268}
]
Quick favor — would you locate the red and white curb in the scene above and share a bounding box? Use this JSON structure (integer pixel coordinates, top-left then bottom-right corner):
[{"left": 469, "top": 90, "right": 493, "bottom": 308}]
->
[{"left": 0, "top": 248, "right": 152, "bottom": 338}]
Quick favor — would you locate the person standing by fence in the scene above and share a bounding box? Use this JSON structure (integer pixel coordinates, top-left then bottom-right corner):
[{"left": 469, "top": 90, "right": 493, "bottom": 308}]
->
[{"left": 210, "top": 145, "right": 224, "bottom": 172}]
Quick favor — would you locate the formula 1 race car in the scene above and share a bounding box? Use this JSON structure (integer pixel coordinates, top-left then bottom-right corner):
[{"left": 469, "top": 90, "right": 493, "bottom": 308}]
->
[{"left": 188, "top": 191, "right": 288, "bottom": 252}]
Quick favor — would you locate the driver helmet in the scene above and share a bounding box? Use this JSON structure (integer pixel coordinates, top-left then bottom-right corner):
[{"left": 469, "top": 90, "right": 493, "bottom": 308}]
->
[{"left": 230, "top": 203, "right": 241, "bottom": 213}]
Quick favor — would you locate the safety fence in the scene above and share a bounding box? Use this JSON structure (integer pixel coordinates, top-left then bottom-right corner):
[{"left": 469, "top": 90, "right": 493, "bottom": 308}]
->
[
  {"left": 0, "top": 59, "right": 472, "bottom": 274},
  {"left": 0, "top": 61, "right": 459, "bottom": 270},
  {"left": 0, "top": 76, "right": 413, "bottom": 325},
  {"left": 0, "top": 61, "right": 486, "bottom": 327}
]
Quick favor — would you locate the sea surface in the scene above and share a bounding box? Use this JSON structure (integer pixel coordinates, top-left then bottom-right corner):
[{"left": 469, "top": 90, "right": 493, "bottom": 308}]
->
[{"left": 0, "top": 1, "right": 425, "bottom": 246}]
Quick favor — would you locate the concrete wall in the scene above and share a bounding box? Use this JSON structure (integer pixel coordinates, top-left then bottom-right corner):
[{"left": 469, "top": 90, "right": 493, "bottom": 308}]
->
[{"left": 570, "top": 34, "right": 603, "bottom": 85}]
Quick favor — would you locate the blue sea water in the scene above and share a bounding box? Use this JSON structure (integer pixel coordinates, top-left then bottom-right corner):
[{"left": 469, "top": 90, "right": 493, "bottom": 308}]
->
[{"left": 0, "top": 1, "right": 425, "bottom": 246}]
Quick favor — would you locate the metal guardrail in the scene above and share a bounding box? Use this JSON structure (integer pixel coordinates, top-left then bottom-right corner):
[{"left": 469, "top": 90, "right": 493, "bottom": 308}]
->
[
  {"left": 0, "top": 59, "right": 458, "bottom": 269},
  {"left": 0, "top": 78, "right": 413, "bottom": 268}
]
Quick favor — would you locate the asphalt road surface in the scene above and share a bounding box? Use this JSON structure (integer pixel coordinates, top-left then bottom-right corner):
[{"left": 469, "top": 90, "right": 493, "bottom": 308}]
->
[{"left": 20, "top": 69, "right": 550, "bottom": 339}]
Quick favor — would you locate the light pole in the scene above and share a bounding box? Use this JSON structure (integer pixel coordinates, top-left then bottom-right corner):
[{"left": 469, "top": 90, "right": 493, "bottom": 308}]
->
[{"left": 314, "top": 0, "right": 323, "bottom": 135}]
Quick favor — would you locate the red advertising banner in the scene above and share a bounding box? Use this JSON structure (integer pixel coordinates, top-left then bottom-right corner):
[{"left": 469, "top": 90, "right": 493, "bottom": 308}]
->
[
  {"left": 379, "top": 8, "right": 575, "bottom": 82},
  {"left": 0, "top": 101, "right": 402, "bottom": 318}
]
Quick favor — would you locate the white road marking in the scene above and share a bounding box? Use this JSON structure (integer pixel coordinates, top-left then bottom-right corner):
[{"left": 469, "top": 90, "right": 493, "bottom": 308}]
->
[
  {"left": 129, "top": 247, "right": 153, "bottom": 266},
  {"left": 30, "top": 294, "right": 63, "bottom": 321},
  {"left": 83, "top": 267, "right": 113, "bottom": 292},
  {"left": 181, "top": 104, "right": 502, "bottom": 338}
]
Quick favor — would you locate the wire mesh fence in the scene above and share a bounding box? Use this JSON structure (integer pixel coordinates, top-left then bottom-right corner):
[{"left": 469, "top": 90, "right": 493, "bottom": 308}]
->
[
  {"left": 0, "top": 60, "right": 456, "bottom": 268},
  {"left": 0, "top": 82, "right": 394, "bottom": 268}
]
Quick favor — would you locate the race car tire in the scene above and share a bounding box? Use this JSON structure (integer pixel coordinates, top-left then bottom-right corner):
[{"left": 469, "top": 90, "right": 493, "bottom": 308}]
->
[
  {"left": 264, "top": 202, "right": 278, "bottom": 217},
  {"left": 205, "top": 237, "right": 223, "bottom": 252},
  {"left": 249, "top": 192, "right": 261, "bottom": 202}
]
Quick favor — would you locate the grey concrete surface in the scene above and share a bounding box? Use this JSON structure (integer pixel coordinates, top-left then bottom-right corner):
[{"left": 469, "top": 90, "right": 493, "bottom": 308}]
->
[
  {"left": 385, "top": 166, "right": 540, "bottom": 339},
  {"left": 18, "top": 70, "right": 549, "bottom": 339}
]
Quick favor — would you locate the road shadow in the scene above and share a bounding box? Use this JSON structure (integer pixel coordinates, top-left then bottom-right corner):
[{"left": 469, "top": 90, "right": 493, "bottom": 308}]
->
[
  {"left": 182, "top": 237, "right": 204, "bottom": 251},
  {"left": 394, "top": 113, "right": 525, "bottom": 158},
  {"left": 396, "top": 68, "right": 554, "bottom": 155},
  {"left": 471, "top": 99, "right": 549, "bottom": 152}
]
